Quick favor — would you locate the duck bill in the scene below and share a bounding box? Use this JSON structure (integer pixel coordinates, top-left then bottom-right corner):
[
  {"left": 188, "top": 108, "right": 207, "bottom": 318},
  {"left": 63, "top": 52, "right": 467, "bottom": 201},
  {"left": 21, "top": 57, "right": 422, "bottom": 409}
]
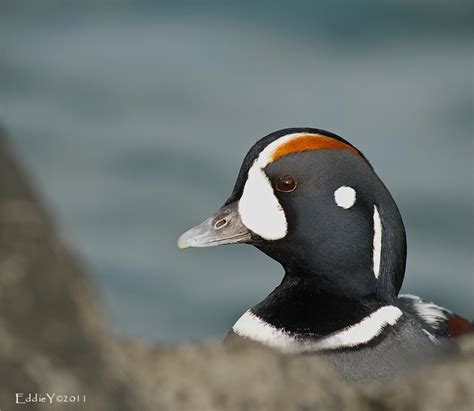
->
[{"left": 177, "top": 202, "right": 252, "bottom": 249}]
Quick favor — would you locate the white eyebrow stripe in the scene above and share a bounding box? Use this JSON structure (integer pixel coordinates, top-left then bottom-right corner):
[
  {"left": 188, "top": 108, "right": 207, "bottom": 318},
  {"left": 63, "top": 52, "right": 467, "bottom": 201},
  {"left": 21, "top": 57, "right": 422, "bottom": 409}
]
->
[
  {"left": 255, "top": 132, "right": 315, "bottom": 168},
  {"left": 373, "top": 205, "right": 382, "bottom": 279}
]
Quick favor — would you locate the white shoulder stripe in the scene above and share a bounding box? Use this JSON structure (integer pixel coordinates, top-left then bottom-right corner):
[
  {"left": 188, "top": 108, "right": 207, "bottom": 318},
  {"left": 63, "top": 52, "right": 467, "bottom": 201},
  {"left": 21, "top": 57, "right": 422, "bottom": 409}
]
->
[
  {"left": 232, "top": 305, "right": 403, "bottom": 353},
  {"left": 400, "top": 293, "right": 450, "bottom": 327},
  {"left": 422, "top": 328, "right": 440, "bottom": 344}
]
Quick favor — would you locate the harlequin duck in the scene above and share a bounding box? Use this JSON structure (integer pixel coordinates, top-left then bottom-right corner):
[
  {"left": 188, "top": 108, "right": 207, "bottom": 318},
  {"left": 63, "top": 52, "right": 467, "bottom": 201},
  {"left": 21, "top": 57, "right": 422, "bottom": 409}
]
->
[{"left": 177, "top": 128, "right": 472, "bottom": 382}]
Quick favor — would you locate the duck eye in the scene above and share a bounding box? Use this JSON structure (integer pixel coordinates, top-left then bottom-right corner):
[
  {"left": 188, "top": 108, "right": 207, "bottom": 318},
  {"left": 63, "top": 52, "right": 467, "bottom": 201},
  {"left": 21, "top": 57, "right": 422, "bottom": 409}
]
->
[{"left": 275, "top": 176, "right": 297, "bottom": 193}]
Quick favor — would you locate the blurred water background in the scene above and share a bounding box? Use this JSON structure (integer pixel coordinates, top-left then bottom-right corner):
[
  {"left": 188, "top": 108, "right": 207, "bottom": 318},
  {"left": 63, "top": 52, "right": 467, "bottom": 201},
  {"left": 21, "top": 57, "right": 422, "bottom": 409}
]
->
[{"left": 1, "top": 1, "right": 472, "bottom": 343}]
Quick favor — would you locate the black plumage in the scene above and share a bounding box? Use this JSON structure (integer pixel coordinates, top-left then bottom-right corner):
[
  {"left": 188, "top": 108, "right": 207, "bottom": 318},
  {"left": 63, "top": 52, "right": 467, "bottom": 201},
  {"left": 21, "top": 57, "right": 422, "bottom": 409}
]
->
[{"left": 178, "top": 128, "right": 472, "bottom": 382}]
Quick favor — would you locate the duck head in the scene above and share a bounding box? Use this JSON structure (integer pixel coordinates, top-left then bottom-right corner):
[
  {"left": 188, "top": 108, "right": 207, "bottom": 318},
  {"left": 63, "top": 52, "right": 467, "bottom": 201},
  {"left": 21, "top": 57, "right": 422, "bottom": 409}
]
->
[{"left": 178, "top": 128, "right": 406, "bottom": 301}]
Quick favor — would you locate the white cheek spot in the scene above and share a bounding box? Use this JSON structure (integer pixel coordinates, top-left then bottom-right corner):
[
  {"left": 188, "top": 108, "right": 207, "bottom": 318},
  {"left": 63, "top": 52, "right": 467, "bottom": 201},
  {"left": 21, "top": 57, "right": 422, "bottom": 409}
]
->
[
  {"left": 334, "top": 186, "right": 356, "bottom": 209},
  {"left": 238, "top": 165, "right": 287, "bottom": 240}
]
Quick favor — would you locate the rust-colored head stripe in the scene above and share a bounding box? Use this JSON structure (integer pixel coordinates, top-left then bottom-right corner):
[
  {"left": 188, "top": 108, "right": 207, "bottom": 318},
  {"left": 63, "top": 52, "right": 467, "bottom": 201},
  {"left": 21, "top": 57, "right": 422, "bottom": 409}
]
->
[{"left": 271, "top": 134, "right": 361, "bottom": 163}]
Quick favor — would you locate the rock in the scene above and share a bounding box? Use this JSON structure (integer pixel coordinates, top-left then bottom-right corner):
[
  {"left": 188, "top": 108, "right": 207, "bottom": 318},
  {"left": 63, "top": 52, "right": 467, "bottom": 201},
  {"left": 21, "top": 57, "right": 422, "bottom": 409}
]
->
[
  {"left": 0, "top": 129, "right": 145, "bottom": 410},
  {"left": 120, "top": 340, "right": 364, "bottom": 411},
  {"left": 367, "top": 348, "right": 474, "bottom": 411},
  {"left": 120, "top": 336, "right": 474, "bottom": 411},
  {"left": 0, "top": 127, "right": 473, "bottom": 411}
]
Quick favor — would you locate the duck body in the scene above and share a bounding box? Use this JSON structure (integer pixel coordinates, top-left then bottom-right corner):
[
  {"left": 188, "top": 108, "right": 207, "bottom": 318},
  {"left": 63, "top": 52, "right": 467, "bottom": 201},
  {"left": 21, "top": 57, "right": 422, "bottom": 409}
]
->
[
  {"left": 178, "top": 128, "right": 472, "bottom": 382},
  {"left": 225, "top": 279, "right": 460, "bottom": 382}
]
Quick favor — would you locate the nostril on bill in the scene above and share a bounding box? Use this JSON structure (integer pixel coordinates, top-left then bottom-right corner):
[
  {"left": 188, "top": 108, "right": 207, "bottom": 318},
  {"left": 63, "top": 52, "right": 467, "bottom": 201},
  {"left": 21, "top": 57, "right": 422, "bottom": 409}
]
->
[{"left": 214, "top": 218, "right": 228, "bottom": 229}]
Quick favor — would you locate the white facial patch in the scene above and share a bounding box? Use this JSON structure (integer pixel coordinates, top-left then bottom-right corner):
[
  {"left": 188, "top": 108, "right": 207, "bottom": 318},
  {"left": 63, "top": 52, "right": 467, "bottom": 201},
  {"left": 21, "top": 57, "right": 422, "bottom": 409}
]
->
[
  {"left": 238, "top": 165, "right": 287, "bottom": 240},
  {"left": 237, "top": 131, "right": 353, "bottom": 240},
  {"left": 334, "top": 186, "right": 356, "bottom": 209},
  {"left": 373, "top": 205, "right": 382, "bottom": 279},
  {"left": 237, "top": 134, "right": 308, "bottom": 240},
  {"left": 232, "top": 305, "right": 403, "bottom": 353}
]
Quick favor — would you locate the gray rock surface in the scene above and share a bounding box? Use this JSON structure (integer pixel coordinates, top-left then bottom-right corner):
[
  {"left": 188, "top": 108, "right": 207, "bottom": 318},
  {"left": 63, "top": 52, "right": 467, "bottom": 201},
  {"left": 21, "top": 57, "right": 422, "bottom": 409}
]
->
[
  {"left": 0, "top": 128, "right": 473, "bottom": 411},
  {"left": 0, "top": 130, "right": 145, "bottom": 411}
]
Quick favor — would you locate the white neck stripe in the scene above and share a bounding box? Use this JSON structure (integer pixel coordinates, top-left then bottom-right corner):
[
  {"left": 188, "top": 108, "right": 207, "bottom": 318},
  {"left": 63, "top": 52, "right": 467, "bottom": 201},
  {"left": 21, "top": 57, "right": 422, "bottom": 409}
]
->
[
  {"left": 373, "top": 205, "right": 382, "bottom": 279},
  {"left": 232, "top": 305, "right": 403, "bottom": 353}
]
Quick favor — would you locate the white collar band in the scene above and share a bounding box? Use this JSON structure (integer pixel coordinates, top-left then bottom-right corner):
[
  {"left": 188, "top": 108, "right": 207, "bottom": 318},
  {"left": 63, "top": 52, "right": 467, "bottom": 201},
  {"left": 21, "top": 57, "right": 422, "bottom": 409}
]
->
[{"left": 232, "top": 305, "right": 403, "bottom": 353}]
